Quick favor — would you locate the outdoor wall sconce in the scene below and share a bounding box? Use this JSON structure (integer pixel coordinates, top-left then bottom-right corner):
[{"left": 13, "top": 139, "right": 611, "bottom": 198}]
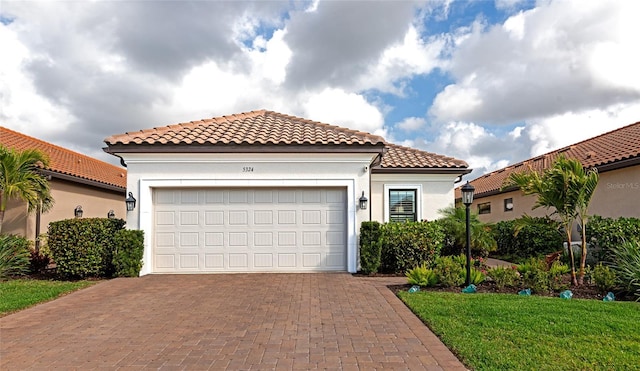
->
[
  {"left": 74, "top": 205, "right": 83, "bottom": 218},
  {"left": 107, "top": 210, "right": 115, "bottom": 219},
  {"left": 125, "top": 192, "right": 137, "bottom": 212},
  {"left": 359, "top": 191, "right": 368, "bottom": 210}
]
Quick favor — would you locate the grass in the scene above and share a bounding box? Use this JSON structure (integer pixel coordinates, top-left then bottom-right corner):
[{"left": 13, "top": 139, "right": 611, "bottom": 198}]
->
[
  {"left": 0, "top": 279, "right": 96, "bottom": 316},
  {"left": 399, "top": 291, "right": 640, "bottom": 371}
]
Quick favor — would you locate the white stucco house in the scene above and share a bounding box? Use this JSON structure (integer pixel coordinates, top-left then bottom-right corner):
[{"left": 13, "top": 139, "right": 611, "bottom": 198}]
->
[{"left": 104, "top": 110, "right": 470, "bottom": 275}]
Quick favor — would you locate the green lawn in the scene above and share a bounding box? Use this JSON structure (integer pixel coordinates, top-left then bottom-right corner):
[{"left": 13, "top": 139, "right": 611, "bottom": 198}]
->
[
  {"left": 0, "top": 279, "right": 96, "bottom": 316},
  {"left": 399, "top": 291, "right": 640, "bottom": 371}
]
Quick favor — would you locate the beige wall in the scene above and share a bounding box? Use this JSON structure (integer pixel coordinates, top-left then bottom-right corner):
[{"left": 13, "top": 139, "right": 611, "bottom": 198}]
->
[
  {"left": 472, "top": 166, "right": 640, "bottom": 224},
  {"left": 371, "top": 173, "right": 460, "bottom": 223},
  {"left": 2, "top": 178, "right": 126, "bottom": 241}
]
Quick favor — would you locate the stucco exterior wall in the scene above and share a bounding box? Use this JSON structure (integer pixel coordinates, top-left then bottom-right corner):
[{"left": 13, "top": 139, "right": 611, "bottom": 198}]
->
[
  {"left": 370, "top": 173, "right": 460, "bottom": 223},
  {"left": 472, "top": 165, "right": 640, "bottom": 223},
  {"left": 2, "top": 178, "right": 126, "bottom": 241},
  {"left": 120, "top": 152, "right": 376, "bottom": 274}
]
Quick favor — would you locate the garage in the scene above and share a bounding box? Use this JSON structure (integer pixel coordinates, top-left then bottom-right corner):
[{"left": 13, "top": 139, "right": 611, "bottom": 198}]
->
[{"left": 152, "top": 187, "right": 347, "bottom": 273}]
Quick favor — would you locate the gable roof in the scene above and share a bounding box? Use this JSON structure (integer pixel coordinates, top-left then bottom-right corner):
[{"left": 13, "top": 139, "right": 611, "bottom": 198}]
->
[
  {"left": 457, "top": 121, "right": 640, "bottom": 199},
  {"left": 1, "top": 126, "right": 126, "bottom": 192},
  {"left": 105, "top": 110, "right": 469, "bottom": 172}
]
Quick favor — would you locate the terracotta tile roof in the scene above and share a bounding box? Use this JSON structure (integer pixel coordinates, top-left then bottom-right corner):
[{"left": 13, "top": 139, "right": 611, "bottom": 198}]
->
[
  {"left": 105, "top": 110, "right": 386, "bottom": 147},
  {"left": 105, "top": 110, "right": 469, "bottom": 171},
  {"left": 456, "top": 121, "right": 640, "bottom": 199},
  {"left": 378, "top": 143, "right": 468, "bottom": 169},
  {"left": 1, "top": 126, "right": 126, "bottom": 191}
]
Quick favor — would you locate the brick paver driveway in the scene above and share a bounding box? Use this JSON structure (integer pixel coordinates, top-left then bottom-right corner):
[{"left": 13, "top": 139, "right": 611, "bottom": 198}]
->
[{"left": 1, "top": 274, "right": 466, "bottom": 370}]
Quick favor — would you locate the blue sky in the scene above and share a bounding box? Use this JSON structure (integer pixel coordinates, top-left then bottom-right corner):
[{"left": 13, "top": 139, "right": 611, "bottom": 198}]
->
[{"left": 1, "top": 0, "right": 639, "bottom": 179}]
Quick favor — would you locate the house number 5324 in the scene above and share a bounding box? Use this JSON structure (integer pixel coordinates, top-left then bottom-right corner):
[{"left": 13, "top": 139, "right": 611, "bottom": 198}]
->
[{"left": 242, "top": 166, "right": 254, "bottom": 172}]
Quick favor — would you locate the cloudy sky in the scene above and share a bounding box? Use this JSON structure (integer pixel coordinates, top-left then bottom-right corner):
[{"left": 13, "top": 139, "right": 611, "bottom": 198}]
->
[{"left": 1, "top": 0, "right": 639, "bottom": 178}]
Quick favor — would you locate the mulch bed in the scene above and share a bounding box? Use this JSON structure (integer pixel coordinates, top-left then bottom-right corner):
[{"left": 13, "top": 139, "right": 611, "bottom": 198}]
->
[{"left": 386, "top": 276, "right": 630, "bottom": 301}]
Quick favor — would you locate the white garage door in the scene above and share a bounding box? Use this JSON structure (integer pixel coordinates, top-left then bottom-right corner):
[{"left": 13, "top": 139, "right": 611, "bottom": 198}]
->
[{"left": 152, "top": 188, "right": 347, "bottom": 273}]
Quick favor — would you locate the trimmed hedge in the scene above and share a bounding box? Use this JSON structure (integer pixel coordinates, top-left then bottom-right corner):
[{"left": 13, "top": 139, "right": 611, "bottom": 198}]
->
[
  {"left": 113, "top": 229, "right": 144, "bottom": 277},
  {"left": 359, "top": 221, "right": 382, "bottom": 274},
  {"left": 48, "top": 218, "right": 126, "bottom": 278},
  {"left": 492, "top": 217, "right": 563, "bottom": 260},
  {"left": 379, "top": 221, "right": 444, "bottom": 274}
]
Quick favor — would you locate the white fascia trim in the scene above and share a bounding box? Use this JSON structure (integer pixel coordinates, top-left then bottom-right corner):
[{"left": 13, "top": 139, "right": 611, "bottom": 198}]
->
[
  {"left": 137, "top": 178, "right": 358, "bottom": 275},
  {"left": 383, "top": 184, "right": 423, "bottom": 223}
]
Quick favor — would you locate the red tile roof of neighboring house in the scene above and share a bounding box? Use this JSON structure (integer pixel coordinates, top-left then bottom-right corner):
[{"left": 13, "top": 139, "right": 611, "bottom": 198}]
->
[
  {"left": 456, "top": 121, "right": 640, "bottom": 199},
  {"left": 105, "top": 110, "right": 469, "bottom": 171},
  {"left": 1, "top": 126, "right": 127, "bottom": 191}
]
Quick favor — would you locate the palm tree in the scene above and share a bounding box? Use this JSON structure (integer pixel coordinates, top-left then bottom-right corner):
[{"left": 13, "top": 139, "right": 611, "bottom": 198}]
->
[
  {"left": 438, "top": 206, "right": 497, "bottom": 255},
  {"left": 504, "top": 155, "right": 598, "bottom": 286},
  {"left": 0, "top": 145, "right": 54, "bottom": 233},
  {"left": 573, "top": 164, "right": 599, "bottom": 284}
]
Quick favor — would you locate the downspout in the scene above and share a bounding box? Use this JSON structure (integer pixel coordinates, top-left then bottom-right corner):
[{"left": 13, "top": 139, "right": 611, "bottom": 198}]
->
[{"left": 35, "top": 203, "right": 41, "bottom": 253}]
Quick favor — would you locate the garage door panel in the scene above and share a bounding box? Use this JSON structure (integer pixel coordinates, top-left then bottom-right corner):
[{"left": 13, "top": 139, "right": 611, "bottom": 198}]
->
[{"left": 153, "top": 188, "right": 346, "bottom": 272}]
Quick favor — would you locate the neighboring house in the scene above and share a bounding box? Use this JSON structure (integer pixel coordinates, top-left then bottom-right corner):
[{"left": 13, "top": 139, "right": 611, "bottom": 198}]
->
[
  {"left": 1, "top": 127, "right": 127, "bottom": 247},
  {"left": 456, "top": 121, "right": 640, "bottom": 224},
  {"left": 104, "top": 110, "right": 469, "bottom": 275}
]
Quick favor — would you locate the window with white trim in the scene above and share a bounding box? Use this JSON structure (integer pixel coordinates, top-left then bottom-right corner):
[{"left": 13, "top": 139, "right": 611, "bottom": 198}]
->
[{"left": 389, "top": 189, "right": 417, "bottom": 222}]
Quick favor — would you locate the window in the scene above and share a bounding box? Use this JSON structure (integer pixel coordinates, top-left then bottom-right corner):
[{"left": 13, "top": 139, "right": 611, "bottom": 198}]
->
[
  {"left": 478, "top": 202, "right": 491, "bottom": 215},
  {"left": 504, "top": 198, "right": 514, "bottom": 212},
  {"left": 389, "top": 189, "right": 417, "bottom": 222}
]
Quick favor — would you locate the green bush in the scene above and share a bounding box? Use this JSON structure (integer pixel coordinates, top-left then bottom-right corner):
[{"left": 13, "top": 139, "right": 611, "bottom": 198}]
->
[
  {"left": 593, "top": 263, "right": 617, "bottom": 292},
  {"left": 379, "top": 221, "right": 444, "bottom": 274},
  {"left": 586, "top": 216, "right": 640, "bottom": 263},
  {"left": 406, "top": 263, "right": 438, "bottom": 287},
  {"left": 0, "top": 235, "right": 30, "bottom": 279},
  {"left": 516, "top": 257, "right": 568, "bottom": 293},
  {"left": 434, "top": 255, "right": 464, "bottom": 287},
  {"left": 493, "top": 217, "right": 563, "bottom": 260},
  {"left": 461, "top": 268, "right": 486, "bottom": 285},
  {"left": 29, "top": 249, "right": 50, "bottom": 274},
  {"left": 359, "top": 221, "right": 382, "bottom": 274},
  {"left": 488, "top": 266, "right": 520, "bottom": 289},
  {"left": 608, "top": 239, "right": 640, "bottom": 301},
  {"left": 48, "top": 218, "right": 126, "bottom": 278},
  {"left": 435, "top": 207, "right": 496, "bottom": 258},
  {"left": 112, "top": 229, "right": 144, "bottom": 277}
]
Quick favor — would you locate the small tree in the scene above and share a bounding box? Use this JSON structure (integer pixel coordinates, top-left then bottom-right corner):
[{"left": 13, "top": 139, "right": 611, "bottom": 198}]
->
[
  {"left": 504, "top": 155, "right": 598, "bottom": 286},
  {"left": 437, "top": 206, "right": 497, "bottom": 257},
  {"left": 0, "top": 146, "right": 54, "bottom": 233}
]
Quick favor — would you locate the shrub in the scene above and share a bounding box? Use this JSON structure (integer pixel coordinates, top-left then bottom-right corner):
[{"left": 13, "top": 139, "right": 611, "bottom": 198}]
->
[
  {"left": 48, "top": 218, "right": 126, "bottom": 278},
  {"left": 488, "top": 266, "right": 520, "bottom": 289},
  {"left": 548, "top": 261, "right": 570, "bottom": 291},
  {"left": 112, "top": 229, "right": 144, "bottom": 277},
  {"left": 379, "top": 221, "right": 444, "bottom": 274},
  {"left": 0, "top": 235, "right": 30, "bottom": 279},
  {"left": 29, "top": 249, "right": 50, "bottom": 274},
  {"left": 359, "top": 221, "right": 382, "bottom": 274},
  {"left": 586, "top": 216, "right": 640, "bottom": 263},
  {"left": 406, "top": 263, "right": 438, "bottom": 287},
  {"left": 462, "top": 268, "right": 486, "bottom": 285},
  {"left": 493, "top": 217, "right": 563, "bottom": 260},
  {"left": 434, "top": 255, "right": 464, "bottom": 287},
  {"left": 593, "top": 263, "right": 617, "bottom": 292},
  {"left": 608, "top": 239, "right": 640, "bottom": 301}
]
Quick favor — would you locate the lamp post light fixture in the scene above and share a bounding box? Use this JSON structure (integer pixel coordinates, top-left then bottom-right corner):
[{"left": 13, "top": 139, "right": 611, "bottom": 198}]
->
[
  {"left": 74, "top": 205, "right": 83, "bottom": 218},
  {"left": 107, "top": 210, "right": 115, "bottom": 219},
  {"left": 125, "top": 192, "right": 137, "bottom": 212},
  {"left": 359, "top": 191, "right": 368, "bottom": 210},
  {"left": 461, "top": 181, "right": 475, "bottom": 286}
]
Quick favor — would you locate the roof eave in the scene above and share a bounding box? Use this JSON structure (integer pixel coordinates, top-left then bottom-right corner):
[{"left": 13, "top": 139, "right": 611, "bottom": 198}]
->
[
  {"left": 103, "top": 143, "right": 386, "bottom": 155},
  {"left": 39, "top": 169, "right": 126, "bottom": 193},
  {"left": 372, "top": 167, "right": 471, "bottom": 175}
]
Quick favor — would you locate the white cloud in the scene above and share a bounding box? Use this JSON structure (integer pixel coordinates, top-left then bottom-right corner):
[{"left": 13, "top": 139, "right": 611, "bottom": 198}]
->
[
  {"left": 430, "top": 0, "right": 640, "bottom": 124},
  {"left": 301, "top": 88, "right": 385, "bottom": 136},
  {"left": 397, "top": 116, "right": 427, "bottom": 131}
]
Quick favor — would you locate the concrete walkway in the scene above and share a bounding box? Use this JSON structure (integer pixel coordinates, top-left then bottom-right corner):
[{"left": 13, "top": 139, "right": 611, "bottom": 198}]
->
[{"left": 0, "top": 274, "right": 467, "bottom": 370}]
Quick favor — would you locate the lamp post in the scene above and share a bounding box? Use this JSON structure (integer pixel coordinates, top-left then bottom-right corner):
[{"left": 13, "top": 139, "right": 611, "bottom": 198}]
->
[{"left": 461, "top": 181, "right": 475, "bottom": 286}]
